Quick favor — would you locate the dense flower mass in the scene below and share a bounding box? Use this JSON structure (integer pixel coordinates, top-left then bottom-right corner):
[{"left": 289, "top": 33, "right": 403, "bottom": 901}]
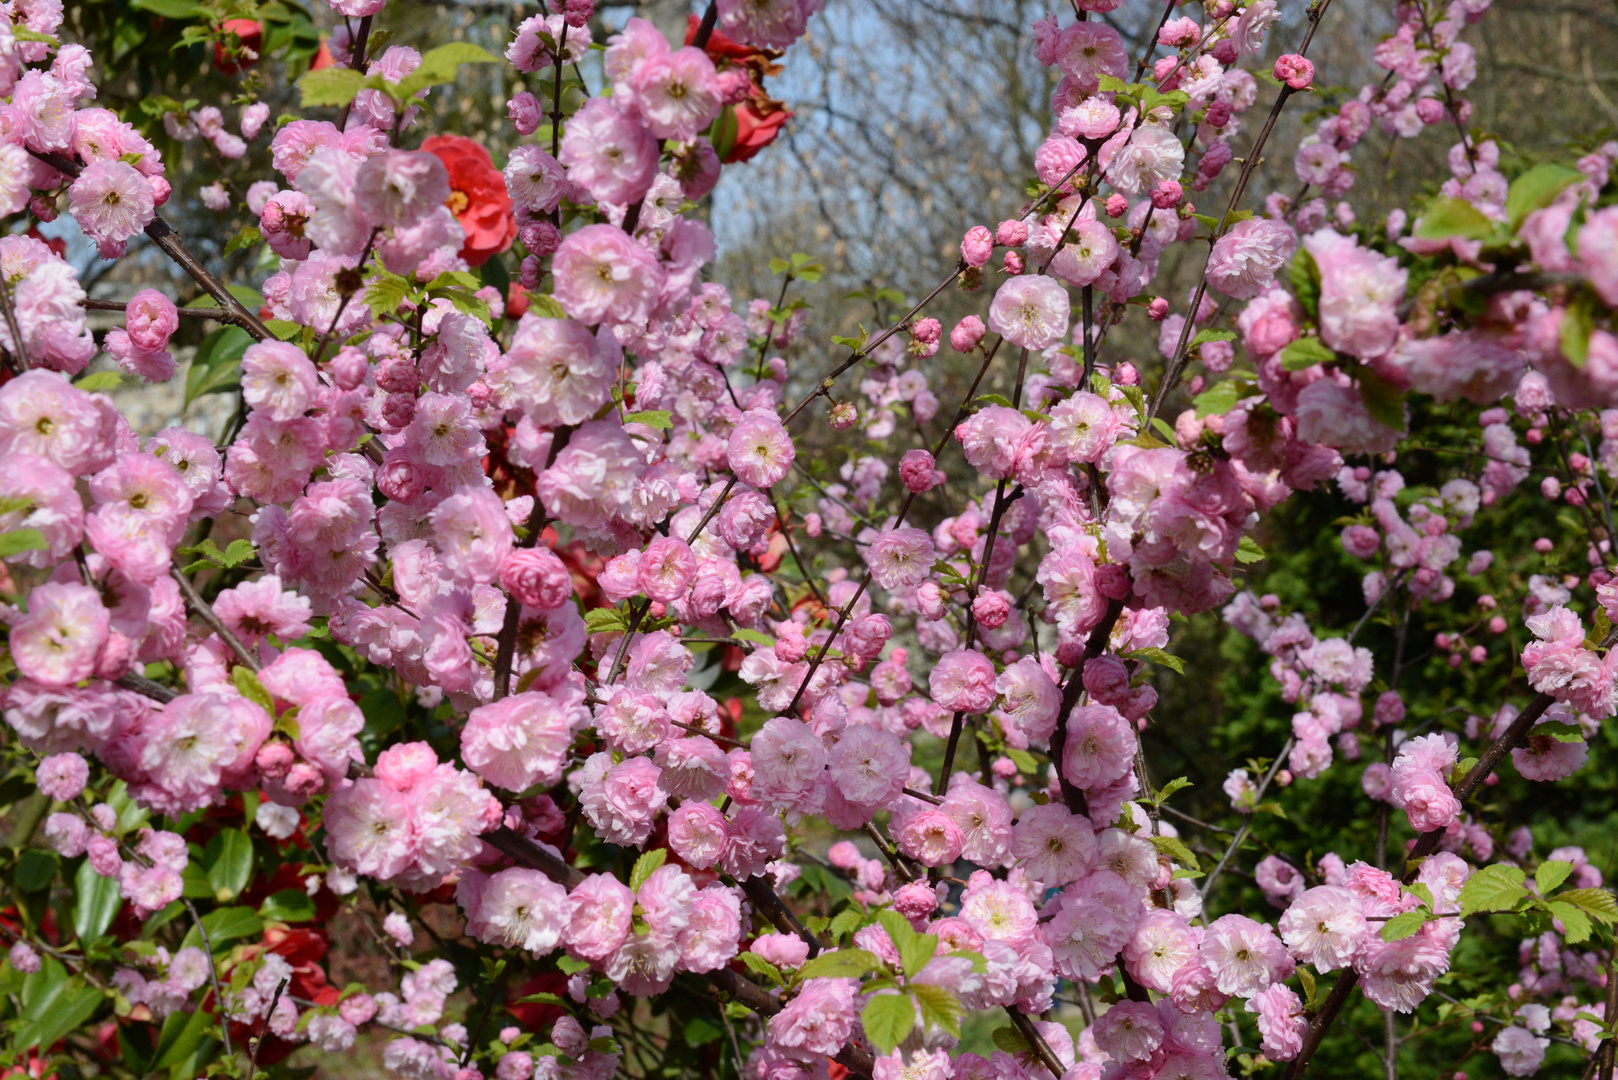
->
[{"left": 5, "top": 1, "right": 1618, "bottom": 1080}]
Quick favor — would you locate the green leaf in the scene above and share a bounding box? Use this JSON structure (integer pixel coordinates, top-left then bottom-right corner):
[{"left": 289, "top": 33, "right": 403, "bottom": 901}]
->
[
  {"left": 1536, "top": 860, "right": 1575, "bottom": 896},
  {"left": 1414, "top": 197, "right": 1496, "bottom": 241},
  {"left": 393, "top": 42, "right": 501, "bottom": 98},
  {"left": 130, "top": 0, "right": 206, "bottom": 17},
  {"left": 1193, "top": 380, "right": 1249, "bottom": 419},
  {"left": 828, "top": 908, "right": 866, "bottom": 944},
  {"left": 15, "top": 978, "right": 104, "bottom": 1052},
  {"left": 795, "top": 948, "right": 883, "bottom": 981},
  {"left": 1550, "top": 900, "right": 1594, "bottom": 944},
  {"left": 1534, "top": 721, "right": 1586, "bottom": 743},
  {"left": 709, "top": 105, "right": 738, "bottom": 162},
  {"left": 623, "top": 410, "right": 673, "bottom": 429},
  {"left": 1559, "top": 888, "right": 1618, "bottom": 923},
  {"left": 1355, "top": 367, "right": 1408, "bottom": 434},
  {"left": 184, "top": 325, "right": 252, "bottom": 407},
  {"left": 1458, "top": 863, "right": 1528, "bottom": 916},
  {"left": 0, "top": 527, "right": 48, "bottom": 559},
  {"left": 1289, "top": 249, "right": 1321, "bottom": 317},
  {"left": 1562, "top": 296, "right": 1597, "bottom": 368},
  {"left": 74, "top": 860, "right": 122, "bottom": 942},
  {"left": 299, "top": 66, "right": 366, "bottom": 108},
  {"left": 224, "top": 225, "right": 262, "bottom": 256},
  {"left": 260, "top": 889, "right": 317, "bottom": 923},
  {"left": 739, "top": 952, "right": 786, "bottom": 986},
  {"left": 366, "top": 270, "right": 413, "bottom": 319},
  {"left": 1004, "top": 746, "right": 1040, "bottom": 775},
  {"left": 910, "top": 984, "right": 964, "bottom": 1037},
  {"left": 427, "top": 270, "right": 482, "bottom": 291},
  {"left": 557, "top": 955, "right": 592, "bottom": 975},
  {"left": 1507, "top": 163, "right": 1584, "bottom": 231},
  {"left": 1379, "top": 910, "right": 1429, "bottom": 942},
  {"left": 992, "top": 1025, "right": 1030, "bottom": 1054},
  {"left": 183, "top": 906, "right": 263, "bottom": 951},
  {"left": 203, "top": 829, "right": 254, "bottom": 900},
  {"left": 1297, "top": 966, "right": 1317, "bottom": 1009},
  {"left": 1190, "top": 328, "right": 1237, "bottom": 347},
  {"left": 860, "top": 993, "right": 915, "bottom": 1055},
  {"left": 731, "top": 628, "right": 775, "bottom": 647},
  {"left": 630, "top": 848, "right": 668, "bottom": 891},
  {"left": 1122, "top": 646, "right": 1184, "bottom": 674},
  {"left": 1150, "top": 834, "right": 1200, "bottom": 871},
  {"left": 12, "top": 27, "right": 58, "bottom": 44},
  {"left": 525, "top": 293, "right": 567, "bottom": 318},
  {"left": 151, "top": 1007, "right": 212, "bottom": 1073},
  {"left": 517, "top": 992, "right": 566, "bottom": 1005},
  {"left": 583, "top": 607, "right": 629, "bottom": 635},
  {"left": 1150, "top": 417, "right": 1178, "bottom": 443},
  {"left": 684, "top": 1015, "right": 723, "bottom": 1047},
  {"left": 14, "top": 849, "right": 57, "bottom": 892},
  {"left": 75, "top": 370, "right": 125, "bottom": 392},
  {"left": 1154, "top": 776, "right": 1193, "bottom": 805},
  {"left": 233, "top": 667, "right": 275, "bottom": 713},
  {"left": 1235, "top": 535, "right": 1266, "bottom": 564},
  {"left": 266, "top": 319, "right": 302, "bottom": 341},
  {"left": 975, "top": 393, "right": 1015, "bottom": 409},
  {"left": 1280, "top": 337, "right": 1336, "bottom": 370}
]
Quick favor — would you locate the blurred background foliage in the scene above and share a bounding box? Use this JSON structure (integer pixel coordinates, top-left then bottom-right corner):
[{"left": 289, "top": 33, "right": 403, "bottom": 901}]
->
[{"left": 39, "top": 0, "right": 1618, "bottom": 1075}]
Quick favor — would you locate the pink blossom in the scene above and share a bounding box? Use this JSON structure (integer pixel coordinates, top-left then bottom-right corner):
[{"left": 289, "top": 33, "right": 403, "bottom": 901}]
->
[
  {"left": 1206, "top": 218, "right": 1298, "bottom": 300},
  {"left": 558, "top": 99, "right": 660, "bottom": 207},
  {"left": 728, "top": 410, "right": 795, "bottom": 488},
  {"left": 552, "top": 224, "right": 666, "bottom": 327},
  {"left": 867, "top": 527, "right": 934, "bottom": 589},
  {"left": 988, "top": 276, "right": 1071, "bottom": 350},
  {"left": 930, "top": 649, "right": 998, "bottom": 713}
]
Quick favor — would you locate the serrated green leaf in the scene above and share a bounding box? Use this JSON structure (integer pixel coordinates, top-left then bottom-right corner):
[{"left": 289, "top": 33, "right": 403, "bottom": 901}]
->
[
  {"left": 795, "top": 948, "right": 883, "bottom": 981},
  {"left": 266, "top": 319, "right": 302, "bottom": 341},
  {"left": 1150, "top": 834, "right": 1200, "bottom": 871},
  {"left": 623, "top": 410, "right": 673, "bottom": 430},
  {"left": 584, "top": 607, "right": 629, "bottom": 634},
  {"left": 1558, "top": 888, "right": 1618, "bottom": 924},
  {"left": 1289, "top": 249, "right": 1321, "bottom": 317},
  {"left": 184, "top": 324, "right": 253, "bottom": 408},
  {"left": 1379, "top": 910, "right": 1429, "bottom": 942},
  {"left": 739, "top": 952, "right": 786, "bottom": 986},
  {"left": 1154, "top": 776, "right": 1193, "bottom": 805},
  {"left": 1004, "top": 746, "right": 1040, "bottom": 775},
  {"left": 233, "top": 667, "right": 275, "bottom": 713},
  {"left": 828, "top": 908, "right": 865, "bottom": 944},
  {"left": 975, "top": 393, "right": 1015, "bottom": 409},
  {"left": 1192, "top": 380, "right": 1249, "bottom": 419},
  {"left": 525, "top": 293, "right": 567, "bottom": 318},
  {"left": 557, "top": 955, "right": 591, "bottom": 975},
  {"left": 731, "top": 628, "right": 775, "bottom": 647},
  {"left": 12, "top": 26, "right": 58, "bottom": 43},
  {"left": 1536, "top": 860, "right": 1575, "bottom": 896},
  {"left": 1562, "top": 296, "right": 1597, "bottom": 368},
  {"left": 1414, "top": 197, "right": 1496, "bottom": 241},
  {"left": 630, "top": 848, "right": 668, "bottom": 891},
  {"left": 860, "top": 993, "right": 915, "bottom": 1055},
  {"left": 1190, "top": 328, "right": 1237, "bottom": 347},
  {"left": 366, "top": 270, "right": 413, "bottom": 319},
  {"left": 516, "top": 992, "right": 566, "bottom": 1005},
  {"left": 0, "top": 527, "right": 48, "bottom": 559},
  {"left": 1458, "top": 863, "right": 1528, "bottom": 916},
  {"left": 224, "top": 225, "right": 262, "bottom": 256},
  {"left": 1356, "top": 367, "right": 1408, "bottom": 433},
  {"left": 992, "top": 1025, "right": 1030, "bottom": 1054},
  {"left": 75, "top": 370, "right": 125, "bottom": 392},
  {"left": 299, "top": 66, "right": 366, "bottom": 108},
  {"left": 1297, "top": 965, "right": 1317, "bottom": 1009},
  {"left": 1280, "top": 337, "right": 1336, "bottom": 370},
  {"left": 393, "top": 42, "right": 501, "bottom": 98},
  {"left": 1122, "top": 646, "right": 1184, "bottom": 674},
  {"left": 910, "top": 984, "right": 963, "bottom": 1037},
  {"left": 1507, "top": 163, "right": 1584, "bottom": 231},
  {"left": 1236, "top": 535, "right": 1266, "bottom": 564},
  {"left": 1550, "top": 900, "right": 1594, "bottom": 943}
]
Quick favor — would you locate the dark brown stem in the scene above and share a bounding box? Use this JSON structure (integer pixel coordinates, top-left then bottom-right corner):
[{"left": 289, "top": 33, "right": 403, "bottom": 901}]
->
[
  {"left": 491, "top": 426, "right": 574, "bottom": 700},
  {"left": 246, "top": 978, "right": 288, "bottom": 1080},
  {"left": 741, "top": 876, "right": 825, "bottom": 956},
  {"left": 171, "top": 566, "right": 261, "bottom": 672},
  {"left": 81, "top": 299, "right": 230, "bottom": 320}
]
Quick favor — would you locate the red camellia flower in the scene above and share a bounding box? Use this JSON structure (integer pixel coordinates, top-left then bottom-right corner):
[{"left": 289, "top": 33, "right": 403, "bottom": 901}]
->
[
  {"left": 728, "top": 101, "right": 793, "bottom": 163},
  {"left": 213, "top": 19, "right": 262, "bottom": 75},
  {"left": 685, "top": 15, "right": 794, "bottom": 164},
  {"left": 421, "top": 134, "right": 516, "bottom": 267}
]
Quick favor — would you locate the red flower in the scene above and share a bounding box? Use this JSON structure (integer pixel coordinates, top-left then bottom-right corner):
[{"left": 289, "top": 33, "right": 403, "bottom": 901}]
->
[
  {"left": 728, "top": 101, "right": 793, "bottom": 163},
  {"left": 421, "top": 134, "right": 516, "bottom": 267},
  {"left": 214, "top": 19, "right": 262, "bottom": 75}
]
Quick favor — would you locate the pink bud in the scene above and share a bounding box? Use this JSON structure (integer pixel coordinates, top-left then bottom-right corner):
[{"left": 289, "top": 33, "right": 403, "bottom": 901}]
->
[
  {"left": 1469, "top": 645, "right": 1487, "bottom": 663},
  {"left": 256, "top": 741, "right": 295, "bottom": 779},
  {"left": 829, "top": 401, "right": 858, "bottom": 430},
  {"left": 1275, "top": 769, "right": 1293, "bottom": 787},
  {"left": 899, "top": 449, "right": 941, "bottom": 493},
  {"left": 1534, "top": 537, "right": 1554, "bottom": 553},
  {"left": 972, "top": 591, "right": 1010, "bottom": 629},
  {"left": 1105, "top": 193, "right": 1130, "bottom": 218},
  {"left": 1115, "top": 362, "right": 1139, "bottom": 386},
  {"left": 950, "top": 315, "right": 986, "bottom": 352},
  {"left": 1147, "top": 297, "right": 1169, "bottom": 321},
  {"left": 1151, "top": 179, "right": 1183, "bottom": 209},
  {"left": 1488, "top": 617, "right": 1507, "bottom": 634},
  {"left": 960, "top": 224, "right": 994, "bottom": 267},
  {"left": 995, "top": 219, "right": 1029, "bottom": 247},
  {"left": 1002, "top": 250, "right": 1024, "bottom": 274},
  {"left": 1273, "top": 54, "right": 1315, "bottom": 90}
]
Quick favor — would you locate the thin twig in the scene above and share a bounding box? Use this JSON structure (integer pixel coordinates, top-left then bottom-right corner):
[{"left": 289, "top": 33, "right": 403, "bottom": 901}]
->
[{"left": 171, "top": 566, "right": 261, "bottom": 672}]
